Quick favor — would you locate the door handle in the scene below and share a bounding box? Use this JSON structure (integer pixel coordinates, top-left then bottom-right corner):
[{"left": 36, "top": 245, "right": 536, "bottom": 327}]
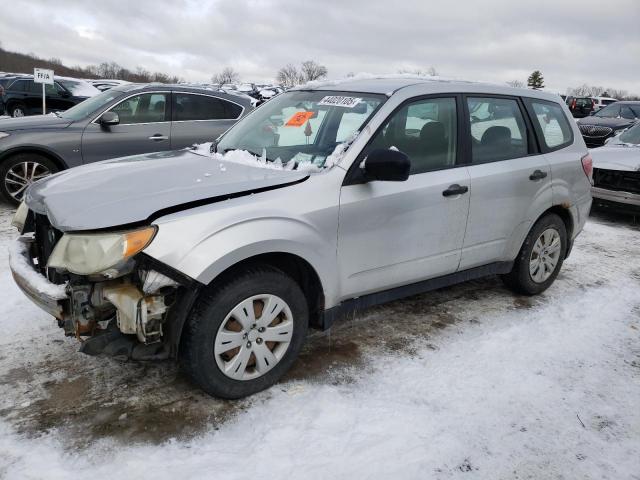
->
[
  {"left": 442, "top": 184, "right": 469, "bottom": 197},
  {"left": 529, "top": 169, "right": 548, "bottom": 181},
  {"left": 149, "top": 134, "right": 168, "bottom": 141}
]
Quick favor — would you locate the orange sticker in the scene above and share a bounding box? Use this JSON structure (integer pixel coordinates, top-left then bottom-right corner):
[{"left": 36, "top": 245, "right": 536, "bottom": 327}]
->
[{"left": 285, "top": 111, "right": 314, "bottom": 127}]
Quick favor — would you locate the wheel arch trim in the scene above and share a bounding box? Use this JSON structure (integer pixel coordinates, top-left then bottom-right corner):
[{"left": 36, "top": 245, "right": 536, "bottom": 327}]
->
[{"left": 0, "top": 146, "right": 69, "bottom": 171}]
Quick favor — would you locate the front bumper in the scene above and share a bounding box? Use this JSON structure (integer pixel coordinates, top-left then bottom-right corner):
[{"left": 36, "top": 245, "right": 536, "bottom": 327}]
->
[
  {"left": 9, "top": 236, "right": 68, "bottom": 319},
  {"left": 583, "top": 136, "right": 610, "bottom": 148},
  {"left": 592, "top": 186, "right": 640, "bottom": 207}
]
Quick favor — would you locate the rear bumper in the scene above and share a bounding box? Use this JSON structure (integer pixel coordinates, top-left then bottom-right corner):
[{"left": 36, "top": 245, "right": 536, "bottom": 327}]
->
[
  {"left": 9, "top": 237, "right": 68, "bottom": 319},
  {"left": 592, "top": 186, "right": 640, "bottom": 207}
]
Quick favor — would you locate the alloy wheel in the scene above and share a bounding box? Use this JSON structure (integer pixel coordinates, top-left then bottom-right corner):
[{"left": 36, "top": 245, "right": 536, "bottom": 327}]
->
[
  {"left": 214, "top": 294, "right": 294, "bottom": 381},
  {"left": 529, "top": 228, "right": 562, "bottom": 283},
  {"left": 4, "top": 161, "right": 51, "bottom": 201}
]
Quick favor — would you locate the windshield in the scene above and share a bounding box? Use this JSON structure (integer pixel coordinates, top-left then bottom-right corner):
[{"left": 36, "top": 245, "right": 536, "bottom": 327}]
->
[
  {"left": 58, "top": 90, "right": 122, "bottom": 121},
  {"left": 216, "top": 90, "right": 385, "bottom": 168},
  {"left": 594, "top": 104, "right": 619, "bottom": 117},
  {"left": 619, "top": 123, "right": 640, "bottom": 145},
  {"left": 58, "top": 79, "right": 100, "bottom": 98}
]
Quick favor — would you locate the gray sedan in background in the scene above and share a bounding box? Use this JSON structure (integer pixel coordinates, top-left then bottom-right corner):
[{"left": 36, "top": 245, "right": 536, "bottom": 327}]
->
[{"left": 0, "top": 84, "right": 253, "bottom": 203}]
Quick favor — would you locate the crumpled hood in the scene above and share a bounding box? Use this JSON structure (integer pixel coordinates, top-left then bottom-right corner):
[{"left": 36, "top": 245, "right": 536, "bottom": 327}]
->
[
  {"left": 0, "top": 114, "right": 72, "bottom": 131},
  {"left": 24, "top": 149, "right": 308, "bottom": 231},
  {"left": 591, "top": 145, "right": 640, "bottom": 172}
]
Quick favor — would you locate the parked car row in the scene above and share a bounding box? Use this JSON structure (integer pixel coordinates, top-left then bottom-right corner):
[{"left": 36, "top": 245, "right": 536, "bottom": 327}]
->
[
  {"left": 0, "top": 83, "right": 253, "bottom": 203},
  {"left": 0, "top": 74, "right": 101, "bottom": 117},
  {"left": 576, "top": 101, "right": 640, "bottom": 147}
]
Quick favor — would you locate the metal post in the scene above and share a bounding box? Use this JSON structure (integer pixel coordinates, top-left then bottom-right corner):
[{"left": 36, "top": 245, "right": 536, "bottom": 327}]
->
[{"left": 42, "top": 82, "right": 46, "bottom": 114}]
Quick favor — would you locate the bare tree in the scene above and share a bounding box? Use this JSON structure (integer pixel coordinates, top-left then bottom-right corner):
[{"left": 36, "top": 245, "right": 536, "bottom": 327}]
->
[
  {"left": 507, "top": 79, "right": 525, "bottom": 88},
  {"left": 300, "top": 60, "right": 328, "bottom": 82},
  {"left": 607, "top": 88, "right": 628, "bottom": 100},
  {"left": 277, "top": 64, "right": 303, "bottom": 88},
  {"left": 567, "top": 84, "right": 610, "bottom": 97},
  {"left": 212, "top": 67, "right": 240, "bottom": 85}
]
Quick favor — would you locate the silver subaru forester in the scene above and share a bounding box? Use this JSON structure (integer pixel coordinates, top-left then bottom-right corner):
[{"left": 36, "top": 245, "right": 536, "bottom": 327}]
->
[{"left": 9, "top": 77, "right": 593, "bottom": 398}]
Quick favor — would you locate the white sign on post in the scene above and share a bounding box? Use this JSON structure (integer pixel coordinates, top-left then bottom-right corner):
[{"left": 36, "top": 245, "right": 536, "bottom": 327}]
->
[{"left": 33, "top": 68, "right": 54, "bottom": 115}]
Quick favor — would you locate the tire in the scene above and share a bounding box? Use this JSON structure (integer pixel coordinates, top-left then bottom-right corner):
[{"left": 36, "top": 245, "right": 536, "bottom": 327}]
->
[
  {"left": 502, "top": 213, "right": 567, "bottom": 296},
  {"left": 9, "top": 102, "right": 26, "bottom": 118},
  {"left": 180, "top": 266, "right": 309, "bottom": 399},
  {"left": 0, "top": 153, "right": 58, "bottom": 205}
]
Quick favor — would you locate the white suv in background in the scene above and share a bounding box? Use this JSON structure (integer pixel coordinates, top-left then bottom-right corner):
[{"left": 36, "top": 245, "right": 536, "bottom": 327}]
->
[
  {"left": 592, "top": 96, "right": 618, "bottom": 111},
  {"left": 10, "top": 77, "right": 593, "bottom": 398}
]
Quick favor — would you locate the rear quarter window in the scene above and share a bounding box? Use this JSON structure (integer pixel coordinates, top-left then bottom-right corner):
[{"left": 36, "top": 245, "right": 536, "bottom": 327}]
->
[{"left": 527, "top": 100, "right": 573, "bottom": 151}]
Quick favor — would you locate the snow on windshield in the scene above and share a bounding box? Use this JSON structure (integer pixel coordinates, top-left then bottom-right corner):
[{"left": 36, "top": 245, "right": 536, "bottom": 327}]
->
[{"left": 189, "top": 134, "right": 359, "bottom": 173}]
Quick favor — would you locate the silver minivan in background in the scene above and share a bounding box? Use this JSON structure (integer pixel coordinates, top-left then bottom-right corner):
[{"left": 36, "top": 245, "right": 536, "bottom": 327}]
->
[{"left": 9, "top": 77, "right": 593, "bottom": 398}]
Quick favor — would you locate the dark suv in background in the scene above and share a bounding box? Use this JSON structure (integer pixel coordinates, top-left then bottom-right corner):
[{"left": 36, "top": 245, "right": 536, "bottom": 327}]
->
[
  {"left": 576, "top": 101, "right": 640, "bottom": 148},
  {"left": 566, "top": 96, "right": 595, "bottom": 118},
  {"left": 1, "top": 76, "right": 101, "bottom": 117},
  {"left": 0, "top": 83, "right": 253, "bottom": 203}
]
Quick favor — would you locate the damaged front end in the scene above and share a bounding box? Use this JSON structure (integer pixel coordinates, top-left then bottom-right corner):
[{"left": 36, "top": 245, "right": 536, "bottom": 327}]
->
[{"left": 9, "top": 207, "right": 197, "bottom": 360}]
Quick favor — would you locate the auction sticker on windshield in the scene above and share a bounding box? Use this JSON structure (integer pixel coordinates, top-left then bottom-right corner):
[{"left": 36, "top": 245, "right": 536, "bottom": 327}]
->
[
  {"left": 285, "top": 111, "right": 315, "bottom": 127},
  {"left": 318, "top": 96, "right": 362, "bottom": 108}
]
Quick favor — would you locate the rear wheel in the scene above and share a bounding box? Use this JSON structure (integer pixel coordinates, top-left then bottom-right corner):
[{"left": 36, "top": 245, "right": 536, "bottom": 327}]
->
[
  {"left": 180, "top": 266, "right": 308, "bottom": 399},
  {"left": 502, "top": 213, "right": 567, "bottom": 295},
  {"left": 0, "top": 153, "right": 58, "bottom": 204}
]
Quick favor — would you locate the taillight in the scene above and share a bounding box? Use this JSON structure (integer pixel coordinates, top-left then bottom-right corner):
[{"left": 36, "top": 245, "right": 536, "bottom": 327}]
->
[
  {"left": 581, "top": 153, "right": 593, "bottom": 181},
  {"left": 571, "top": 99, "right": 576, "bottom": 109}
]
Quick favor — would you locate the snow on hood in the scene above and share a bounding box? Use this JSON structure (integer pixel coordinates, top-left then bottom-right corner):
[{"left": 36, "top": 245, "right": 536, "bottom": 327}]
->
[
  {"left": 24, "top": 149, "right": 309, "bottom": 232},
  {"left": 591, "top": 145, "right": 640, "bottom": 172}
]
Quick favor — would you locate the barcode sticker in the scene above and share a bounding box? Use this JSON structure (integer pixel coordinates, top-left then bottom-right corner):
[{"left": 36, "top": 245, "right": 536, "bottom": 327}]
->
[{"left": 318, "top": 96, "right": 362, "bottom": 108}]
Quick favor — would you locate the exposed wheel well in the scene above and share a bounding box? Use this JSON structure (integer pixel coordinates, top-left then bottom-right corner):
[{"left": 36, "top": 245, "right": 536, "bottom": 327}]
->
[
  {"left": 209, "top": 252, "right": 326, "bottom": 329},
  {"left": 0, "top": 149, "right": 67, "bottom": 172},
  {"left": 540, "top": 205, "right": 574, "bottom": 253}
]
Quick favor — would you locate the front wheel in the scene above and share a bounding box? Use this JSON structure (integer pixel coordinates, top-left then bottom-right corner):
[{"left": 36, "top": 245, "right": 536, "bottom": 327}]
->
[
  {"left": 180, "top": 266, "right": 308, "bottom": 399},
  {"left": 502, "top": 213, "right": 567, "bottom": 295},
  {"left": 0, "top": 153, "right": 58, "bottom": 205}
]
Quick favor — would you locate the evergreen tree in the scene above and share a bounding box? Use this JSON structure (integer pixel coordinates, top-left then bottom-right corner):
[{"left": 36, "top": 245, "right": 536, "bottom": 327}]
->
[{"left": 527, "top": 70, "right": 545, "bottom": 90}]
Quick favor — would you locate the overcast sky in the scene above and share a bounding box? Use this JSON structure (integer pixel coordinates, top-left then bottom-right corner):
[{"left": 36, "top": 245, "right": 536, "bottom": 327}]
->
[{"left": 1, "top": 0, "right": 638, "bottom": 94}]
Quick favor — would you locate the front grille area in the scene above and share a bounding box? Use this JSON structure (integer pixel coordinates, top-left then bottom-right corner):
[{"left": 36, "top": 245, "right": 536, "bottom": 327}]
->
[
  {"left": 579, "top": 124, "right": 613, "bottom": 138},
  {"left": 593, "top": 168, "right": 640, "bottom": 195},
  {"left": 33, "top": 213, "right": 64, "bottom": 282}
]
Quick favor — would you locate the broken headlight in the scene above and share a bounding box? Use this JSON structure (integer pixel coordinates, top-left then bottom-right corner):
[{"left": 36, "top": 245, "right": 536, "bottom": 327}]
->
[
  {"left": 11, "top": 201, "right": 29, "bottom": 233},
  {"left": 47, "top": 226, "right": 157, "bottom": 275}
]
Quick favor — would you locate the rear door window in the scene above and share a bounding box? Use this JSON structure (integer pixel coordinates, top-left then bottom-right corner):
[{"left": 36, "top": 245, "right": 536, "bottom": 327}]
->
[
  {"left": 528, "top": 100, "right": 573, "bottom": 150},
  {"left": 467, "top": 97, "right": 529, "bottom": 163},
  {"left": 172, "top": 93, "right": 243, "bottom": 121},
  {"left": 9, "top": 80, "right": 28, "bottom": 92}
]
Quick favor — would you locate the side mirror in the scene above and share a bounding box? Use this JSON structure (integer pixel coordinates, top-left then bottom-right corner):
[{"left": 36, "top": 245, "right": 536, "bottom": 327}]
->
[
  {"left": 58, "top": 90, "right": 71, "bottom": 98},
  {"left": 99, "top": 111, "right": 120, "bottom": 126},
  {"left": 363, "top": 148, "right": 410, "bottom": 182}
]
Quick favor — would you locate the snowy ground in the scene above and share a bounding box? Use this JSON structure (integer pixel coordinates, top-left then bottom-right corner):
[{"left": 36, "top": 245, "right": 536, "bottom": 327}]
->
[{"left": 0, "top": 204, "right": 639, "bottom": 480}]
